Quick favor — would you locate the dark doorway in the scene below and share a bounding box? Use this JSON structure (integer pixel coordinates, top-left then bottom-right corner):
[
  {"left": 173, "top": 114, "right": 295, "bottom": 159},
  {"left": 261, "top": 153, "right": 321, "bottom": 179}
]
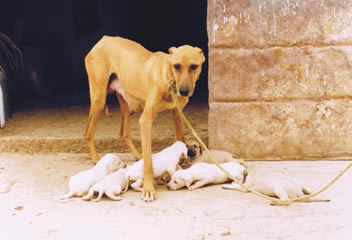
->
[{"left": 0, "top": 0, "right": 208, "bottom": 110}]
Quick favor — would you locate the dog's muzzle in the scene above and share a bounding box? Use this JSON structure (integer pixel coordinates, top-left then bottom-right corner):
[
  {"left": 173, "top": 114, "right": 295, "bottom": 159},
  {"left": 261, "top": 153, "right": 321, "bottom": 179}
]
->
[
  {"left": 179, "top": 87, "right": 189, "bottom": 97},
  {"left": 187, "top": 148, "right": 196, "bottom": 158}
]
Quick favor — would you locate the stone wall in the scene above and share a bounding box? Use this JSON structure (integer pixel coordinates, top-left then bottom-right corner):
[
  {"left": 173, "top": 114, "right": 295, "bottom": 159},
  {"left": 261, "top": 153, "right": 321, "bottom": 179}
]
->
[{"left": 208, "top": 0, "right": 352, "bottom": 160}]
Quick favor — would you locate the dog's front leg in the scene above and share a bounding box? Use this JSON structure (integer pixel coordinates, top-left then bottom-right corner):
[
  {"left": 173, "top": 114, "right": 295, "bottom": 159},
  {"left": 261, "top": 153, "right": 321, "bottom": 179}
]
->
[
  {"left": 188, "top": 179, "right": 212, "bottom": 191},
  {"left": 139, "top": 104, "right": 156, "bottom": 202},
  {"left": 171, "top": 108, "right": 184, "bottom": 141}
]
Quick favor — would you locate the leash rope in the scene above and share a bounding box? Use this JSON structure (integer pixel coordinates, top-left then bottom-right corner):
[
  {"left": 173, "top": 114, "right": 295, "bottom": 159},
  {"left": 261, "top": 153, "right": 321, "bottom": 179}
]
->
[{"left": 168, "top": 78, "right": 351, "bottom": 205}]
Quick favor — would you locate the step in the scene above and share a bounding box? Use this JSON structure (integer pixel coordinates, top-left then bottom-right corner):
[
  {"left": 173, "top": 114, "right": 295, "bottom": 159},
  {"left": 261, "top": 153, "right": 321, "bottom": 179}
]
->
[{"left": 0, "top": 103, "right": 208, "bottom": 154}]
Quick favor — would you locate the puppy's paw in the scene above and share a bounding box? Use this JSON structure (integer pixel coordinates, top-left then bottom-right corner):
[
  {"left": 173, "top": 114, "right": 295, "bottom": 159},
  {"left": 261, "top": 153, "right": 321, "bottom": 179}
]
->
[
  {"left": 81, "top": 195, "right": 91, "bottom": 201},
  {"left": 222, "top": 183, "right": 240, "bottom": 190},
  {"left": 188, "top": 185, "right": 199, "bottom": 191}
]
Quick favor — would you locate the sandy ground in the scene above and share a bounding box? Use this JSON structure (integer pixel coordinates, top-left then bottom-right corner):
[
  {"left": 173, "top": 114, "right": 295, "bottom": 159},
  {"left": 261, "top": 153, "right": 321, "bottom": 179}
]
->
[{"left": 1, "top": 153, "right": 352, "bottom": 240}]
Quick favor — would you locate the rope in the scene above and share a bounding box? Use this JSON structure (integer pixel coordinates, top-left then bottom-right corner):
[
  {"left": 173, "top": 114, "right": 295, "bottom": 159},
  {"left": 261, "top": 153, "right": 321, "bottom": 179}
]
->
[{"left": 168, "top": 78, "right": 351, "bottom": 205}]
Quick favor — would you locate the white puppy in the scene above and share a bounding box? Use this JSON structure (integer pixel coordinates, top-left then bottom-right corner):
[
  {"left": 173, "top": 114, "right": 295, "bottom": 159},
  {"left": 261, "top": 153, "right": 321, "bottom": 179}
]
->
[
  {"left": 222, "top": 166, "right": 312, "bottom": 201},
  {"left": 59, "top": 153, "right": 126, "bottom": 201},
  {"left": 167, "top": 162, "right": 246, "bottom": 191},
  {"left": 82, "top": 167, "right": 129, "bottom": 201},
  {"left": 127, "top": 141, "right": 187, "bottom": 191}
]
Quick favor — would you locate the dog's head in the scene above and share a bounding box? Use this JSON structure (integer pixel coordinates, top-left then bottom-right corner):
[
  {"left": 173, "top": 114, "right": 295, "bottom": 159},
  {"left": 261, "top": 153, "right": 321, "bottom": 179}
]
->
[
  {"left": 186, "top": 140, "right": 202, "bottom": 159},
  {"left": 168, "top": 45, "right": 205, "bottom": 97},
  {"left": 100, "top": 153, "right": 127, "bottom": 173},
  {"left": 167, "top": 171, "right": 191, "bottom": 190}
]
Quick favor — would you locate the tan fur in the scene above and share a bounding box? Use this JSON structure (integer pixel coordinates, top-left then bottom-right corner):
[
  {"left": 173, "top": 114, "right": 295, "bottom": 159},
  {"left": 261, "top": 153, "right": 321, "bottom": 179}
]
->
[
  {"left": 84, "top": 36, "right": 205, "bottom": 202},
  {"left": 183, "top": 140, "right": 246, "bottom": 169}
]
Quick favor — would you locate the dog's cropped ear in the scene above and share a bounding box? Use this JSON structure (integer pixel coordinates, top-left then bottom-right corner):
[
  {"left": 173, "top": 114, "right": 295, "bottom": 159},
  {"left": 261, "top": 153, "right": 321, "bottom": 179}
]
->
[
  {"left": 199, "top": 144, "right": 203, "bottom": 155},
  {"left": 169, "top": 47, "right": 177, "bottom": 54},
  {"left": 196, "top": 47, "right": 205, "bottom": 63}
]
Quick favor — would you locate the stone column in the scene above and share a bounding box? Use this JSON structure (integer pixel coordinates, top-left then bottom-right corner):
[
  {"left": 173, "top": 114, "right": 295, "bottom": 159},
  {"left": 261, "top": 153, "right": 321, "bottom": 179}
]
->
[{"left": 208, "top": 0, "right": 352, "bottom": 160}]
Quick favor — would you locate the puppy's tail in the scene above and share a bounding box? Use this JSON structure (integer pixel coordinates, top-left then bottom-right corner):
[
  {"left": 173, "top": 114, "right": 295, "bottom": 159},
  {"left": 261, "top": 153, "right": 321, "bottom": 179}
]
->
[{"left": 56, "top": 192, "right": 75, "bottom": 203}]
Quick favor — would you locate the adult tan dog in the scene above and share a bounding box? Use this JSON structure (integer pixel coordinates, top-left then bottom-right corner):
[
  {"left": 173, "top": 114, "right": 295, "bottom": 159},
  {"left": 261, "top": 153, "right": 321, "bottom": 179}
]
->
[{"left": 84, "top": 36, "right": 205, "bottom": 202}]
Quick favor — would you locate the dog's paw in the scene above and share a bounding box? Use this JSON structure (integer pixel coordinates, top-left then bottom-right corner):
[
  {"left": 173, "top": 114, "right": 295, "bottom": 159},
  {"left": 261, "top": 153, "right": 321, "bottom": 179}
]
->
[
  {"left": 81, "top": 196, "right": 91, "bottom": 201},
  {"left": 142, "top": 183, "right": 156, "bottom": 202},
  {"left": 188, "top": 185, "right": 198, "bottom": 191},
  {"left": 222, "top": 183, "right": 241, "bottom": 190},
  {"left": 109, "top": 195, "right": 122, "bottom": 201}
]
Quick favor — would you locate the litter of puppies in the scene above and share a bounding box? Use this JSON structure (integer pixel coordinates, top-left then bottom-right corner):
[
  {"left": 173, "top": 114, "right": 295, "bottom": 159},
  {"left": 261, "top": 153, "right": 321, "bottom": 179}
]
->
[{"left": 59, "top": 140, "right": 319, "bottom": 205}]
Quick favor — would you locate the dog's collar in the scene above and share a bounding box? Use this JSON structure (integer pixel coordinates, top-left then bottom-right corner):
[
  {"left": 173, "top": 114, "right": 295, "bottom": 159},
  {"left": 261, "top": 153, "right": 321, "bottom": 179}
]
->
[{"left": 168, "top": 77, "right": 177, "bottom": 94}]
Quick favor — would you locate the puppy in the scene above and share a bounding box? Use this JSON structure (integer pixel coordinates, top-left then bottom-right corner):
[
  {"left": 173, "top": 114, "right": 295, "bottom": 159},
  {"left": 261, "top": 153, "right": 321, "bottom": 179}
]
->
[
  {"left": 222, "top": 165, "right": 312, "bottom": 201},
  {"left": 167, "top": 162, "right": 246, "bottom": 191},
  {"left": 127, "top": 141, "right": 187, "bottom": 192},
  {"left": 59, "top": 154, "right": 126, "bottom": 201},
  {"left": 182, "top": 140, "right": 246, "bottom": 169},
  {"left": 82, "top": 167, "right": 129, "bottom": 201}
]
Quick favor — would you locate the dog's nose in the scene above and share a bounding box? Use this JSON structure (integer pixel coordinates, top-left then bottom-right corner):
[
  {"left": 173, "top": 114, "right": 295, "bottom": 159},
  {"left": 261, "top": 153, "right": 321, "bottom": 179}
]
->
[
  {"left": 187, "top": 149, "right": 195, "bottom": 158},
  {"left": 179, "top": 87, "right": 189, "bottom": 96}
]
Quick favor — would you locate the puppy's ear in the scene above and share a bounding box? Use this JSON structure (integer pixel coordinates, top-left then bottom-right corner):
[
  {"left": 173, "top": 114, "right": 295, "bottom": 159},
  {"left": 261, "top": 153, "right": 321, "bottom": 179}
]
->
[
  {"left": 196, "top": 47, "right": 205, "bottom": 63},
  {"left": 179, "top": 153, "right": 186, "bottom": 164},
  {"left": 199, "top": 144, "right": 203, "bottom": 155},
  {"left": 169, "top": 47, "right": 177, "bottom": 54}
]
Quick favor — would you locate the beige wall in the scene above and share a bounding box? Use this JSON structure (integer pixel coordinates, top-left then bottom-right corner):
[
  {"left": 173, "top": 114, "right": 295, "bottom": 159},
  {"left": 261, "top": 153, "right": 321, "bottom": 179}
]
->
[{"left": 208, "top": 0, "right": 352, "bottom": 160}]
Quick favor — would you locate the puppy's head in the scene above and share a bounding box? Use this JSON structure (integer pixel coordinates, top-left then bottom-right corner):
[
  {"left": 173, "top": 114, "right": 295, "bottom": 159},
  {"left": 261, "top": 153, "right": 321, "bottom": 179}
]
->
[
  {"left": 167, "top": 172, "right": 188, "bottom": 190},
  {"left": 100, "top": 153, "right": 126, "bottom": 173},
  {"left": 186, "top": 140, "right": 202, "bottom": 159},
  {"left": 168, "top": 45, "right": 205, "bottom": 97}
]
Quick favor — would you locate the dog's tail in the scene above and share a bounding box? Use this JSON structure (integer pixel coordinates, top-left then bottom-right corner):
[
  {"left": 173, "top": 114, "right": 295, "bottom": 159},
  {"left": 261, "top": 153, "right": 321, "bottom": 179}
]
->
[{"left": 56, "top": 192, "right": 76, "bottom": 203}]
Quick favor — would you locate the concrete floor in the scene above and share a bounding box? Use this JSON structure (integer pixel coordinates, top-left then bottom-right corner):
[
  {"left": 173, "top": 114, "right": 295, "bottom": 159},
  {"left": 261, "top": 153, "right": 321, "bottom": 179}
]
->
[{"left": 0, "top": 153, "right": 351, "bottom": 240}]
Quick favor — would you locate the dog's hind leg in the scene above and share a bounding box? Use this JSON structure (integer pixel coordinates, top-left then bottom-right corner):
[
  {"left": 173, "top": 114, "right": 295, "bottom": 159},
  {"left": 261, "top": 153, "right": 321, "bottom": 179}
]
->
[
  {"left": 116, "top": 93, "right": 142, "bottom": 160},
  {"left": 82, "top": 188, "right": 95, "bottom": 201},
  {"left": 106, "top": 188, "right": 123, "bottom": 201},
  {"left": 131, "top": 179, "right": 143, "bottom": 192},
  {"left": 84, "top": 54, "right": 109, "bottom": 163},
  {"left": 273, "top": 185, "right": 289, "bottom": 201},
  {"left": 92, "top": 190, "right": 105, "bottom": 202}
]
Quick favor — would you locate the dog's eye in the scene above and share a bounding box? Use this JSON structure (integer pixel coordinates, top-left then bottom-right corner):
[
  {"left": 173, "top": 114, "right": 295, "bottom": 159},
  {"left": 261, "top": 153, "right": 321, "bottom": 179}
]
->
[
  {"left": 174, "top": 64, "right": 181, "bottom": 71},
  {"left": 193, "top": 144, "right": 198, "bottom": 148},
  {"left": 189, "top": 64, "right": 198, "bottom": 71}
]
